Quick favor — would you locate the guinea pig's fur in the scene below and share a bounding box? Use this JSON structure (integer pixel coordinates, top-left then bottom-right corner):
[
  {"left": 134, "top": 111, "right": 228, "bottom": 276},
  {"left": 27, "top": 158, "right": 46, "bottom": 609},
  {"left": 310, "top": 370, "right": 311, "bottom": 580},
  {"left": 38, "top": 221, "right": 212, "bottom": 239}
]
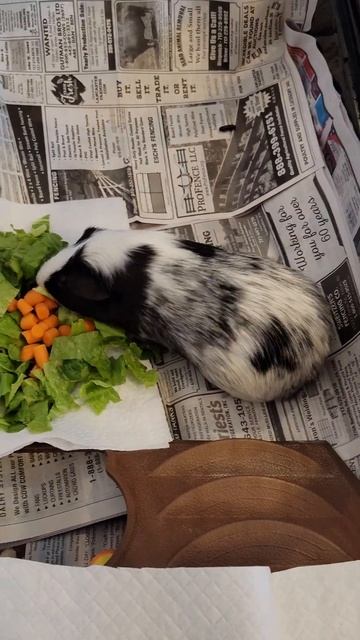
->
[{"left": 37, "top": 227, "right": 332, "bottom": 402}]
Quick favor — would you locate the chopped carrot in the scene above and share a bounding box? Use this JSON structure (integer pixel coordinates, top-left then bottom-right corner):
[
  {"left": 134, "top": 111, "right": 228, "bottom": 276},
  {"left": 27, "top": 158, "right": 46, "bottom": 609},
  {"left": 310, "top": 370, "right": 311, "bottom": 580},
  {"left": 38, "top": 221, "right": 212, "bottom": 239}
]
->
[
  {"left": 58, "top": 324, "right": 71, "bottom": 337},
  {"left": 43, "top": 314, "right": 59, "bottom": 329},
  {"left": 6, "top": 299, "right": 17, "bottom": 312},
  {"left": 24, "top": 290, "right": 45, "bottom": 306},
  {"left": 22, "top": 330, "right": 39, "bottom": 345},
  {"left": 43, "top": 297, "right": 58, "bottom": 311},
  {"left": 34, "top": 302, "right": 50, "bottom": 320},
  {"left": 20, "top": 345, "right": 35, "bottom": 362},
  {"left": 17, "top": 298, "right": 33, "bottom": 316},
  {"left": 90, "top": 550, "right": 114, "bottom": 566},
  {"left": 31, "top": 321, "right": 48, "bottom": 340},
  {"left": 84, "top": 319, "right": 95, "bottom": 332},
  {"left": 43, "top": 327, "right": 59, "bottom": 347},
  {"left": 33, "top": 344, "right": 49, "bottom": 369},
  {"left": 20, "top": 313, "right": 38, "bottom": 331}
]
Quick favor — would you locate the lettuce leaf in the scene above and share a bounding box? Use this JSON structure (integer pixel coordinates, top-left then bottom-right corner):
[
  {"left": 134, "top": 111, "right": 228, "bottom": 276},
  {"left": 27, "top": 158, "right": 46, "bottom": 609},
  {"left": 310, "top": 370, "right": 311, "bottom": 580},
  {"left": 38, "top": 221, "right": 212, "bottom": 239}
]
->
[
  {"left": 50, "top": 332, "right": 111, "bottom": 379},
  {"left": 0, "top": 273, "right": 18, "bottom": 317},
  {"left": 95, "top": 321, "right": 127, "bottom": 345},
  {"left": 43, "top": 361, "right": 78, "bottom": 415},
  {"left": 123, "top": 343, "right": 158, "bottom": 387},
  {"left": 0, "top": 314, "right": 20, "bottom": 339},
  {"left": 58, "top": 306, "right": 79, "bottom": 325},
  {"left": 27, "top": 400, "right": 51, "bottom": 433},
  {"left": 0, "top": 215, "right": 66, "bottom": 287},
  {"left": 79, "top": 380, "right": 120, "bottom": 415}
]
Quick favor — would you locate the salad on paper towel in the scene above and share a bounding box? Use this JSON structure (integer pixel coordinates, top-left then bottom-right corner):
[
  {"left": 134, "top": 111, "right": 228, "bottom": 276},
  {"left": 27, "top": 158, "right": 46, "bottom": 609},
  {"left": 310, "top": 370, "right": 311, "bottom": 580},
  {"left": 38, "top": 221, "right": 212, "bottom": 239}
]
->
[{"left": 0, "top": 216, "right": 157, "bottom": 434}]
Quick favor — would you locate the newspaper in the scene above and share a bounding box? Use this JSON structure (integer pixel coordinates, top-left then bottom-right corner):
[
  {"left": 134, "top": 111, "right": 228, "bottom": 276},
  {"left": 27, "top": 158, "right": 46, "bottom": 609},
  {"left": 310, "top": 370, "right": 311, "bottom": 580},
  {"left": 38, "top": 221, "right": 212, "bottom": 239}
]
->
[
  {"left": 158, "top": 166, "right": 360, "bottom": 473},
  {"left": 0, "top": 0, "right": 324, "bottom": 221},
  {"left": 1, "top": 0, "right": 360, "bottom": 547},
  {"left": 285, "top": 24, "right": 360, "bottom": 258},
  {"left": 0, "top": 451, "right": 127, "bottom": 547},
  {"left": 24, "top": 517, "right": 125, "bottom": 565},
  {"left": 285, "top": 0, "right": 318, "bottom": 31}
]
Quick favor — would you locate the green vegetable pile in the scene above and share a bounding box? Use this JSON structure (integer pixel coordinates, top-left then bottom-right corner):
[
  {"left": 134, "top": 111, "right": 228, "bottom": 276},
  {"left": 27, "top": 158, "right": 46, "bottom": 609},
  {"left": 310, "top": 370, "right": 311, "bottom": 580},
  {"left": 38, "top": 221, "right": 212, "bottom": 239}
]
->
[{"left": 0, "top": 216, "right": 158, "bottom": 434}]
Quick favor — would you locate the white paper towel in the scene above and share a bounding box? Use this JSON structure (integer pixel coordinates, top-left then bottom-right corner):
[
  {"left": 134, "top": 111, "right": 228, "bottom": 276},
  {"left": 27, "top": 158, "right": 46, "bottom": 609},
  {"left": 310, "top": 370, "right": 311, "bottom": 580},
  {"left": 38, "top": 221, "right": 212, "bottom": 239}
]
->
[
  {"left": 273, "top": 561, "right": 360, "bottom": 640},
  {"left": 0, "top": 560, "right": 275, "bottom": 640},
  {"left": 0, "top": 559, "right": 359, "bottom": 640},
  {"left": 0, "top": 199, "right": 171, "bottom": 455}
]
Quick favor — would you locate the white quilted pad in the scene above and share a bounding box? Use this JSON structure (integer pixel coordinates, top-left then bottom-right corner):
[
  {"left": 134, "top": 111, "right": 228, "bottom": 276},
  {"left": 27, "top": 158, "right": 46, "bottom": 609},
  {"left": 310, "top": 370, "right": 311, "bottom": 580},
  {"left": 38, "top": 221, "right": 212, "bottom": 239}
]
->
[
  {"left": 0, "top": 199, "right": 171, "bottom": 456},
  {"left": 0, "top": 559, "right": 359, "bottom": 640},
  {"left": 0, "top": 561, "right": 275, "bottom": 640}
]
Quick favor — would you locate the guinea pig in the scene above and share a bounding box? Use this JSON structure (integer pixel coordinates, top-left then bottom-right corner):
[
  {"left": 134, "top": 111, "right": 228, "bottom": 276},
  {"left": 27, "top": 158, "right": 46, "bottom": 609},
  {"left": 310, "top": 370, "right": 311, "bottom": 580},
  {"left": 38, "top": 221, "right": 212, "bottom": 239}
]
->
[{"left": 36, "top": 227, "right": 332, "bottom": 402}]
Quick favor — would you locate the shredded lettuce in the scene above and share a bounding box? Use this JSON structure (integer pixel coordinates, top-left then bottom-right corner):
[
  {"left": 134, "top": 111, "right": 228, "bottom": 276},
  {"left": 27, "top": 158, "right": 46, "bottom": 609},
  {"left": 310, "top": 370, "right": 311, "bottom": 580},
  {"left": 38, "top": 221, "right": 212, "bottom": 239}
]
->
[
  {"left": 0, "top": 217, "right": 158, "bottom": 434},
  {"left": 0, "top": 215, "right": 66, "bottom": 287}
]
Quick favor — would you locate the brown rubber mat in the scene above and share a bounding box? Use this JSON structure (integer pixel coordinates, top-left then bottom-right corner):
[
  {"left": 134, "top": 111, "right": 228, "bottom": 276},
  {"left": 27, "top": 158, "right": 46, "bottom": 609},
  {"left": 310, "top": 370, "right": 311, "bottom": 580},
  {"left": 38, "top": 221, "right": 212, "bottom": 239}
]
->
[{"left": 106, "top": 439, "right": 360, "bottom": 571}]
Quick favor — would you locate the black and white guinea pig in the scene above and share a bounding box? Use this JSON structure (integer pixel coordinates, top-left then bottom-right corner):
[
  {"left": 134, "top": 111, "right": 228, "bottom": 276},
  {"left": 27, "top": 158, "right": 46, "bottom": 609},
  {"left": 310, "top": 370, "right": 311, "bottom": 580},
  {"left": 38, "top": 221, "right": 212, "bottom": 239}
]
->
[{"left": 37, "top": 228, "right": 332, "bottom": 402}]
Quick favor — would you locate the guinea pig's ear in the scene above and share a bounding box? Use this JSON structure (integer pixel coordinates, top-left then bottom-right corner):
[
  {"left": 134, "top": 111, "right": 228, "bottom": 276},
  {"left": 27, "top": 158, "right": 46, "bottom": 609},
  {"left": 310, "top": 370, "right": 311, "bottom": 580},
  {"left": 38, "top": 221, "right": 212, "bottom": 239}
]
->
[
  {"left": 66, "top": 259, "right": 110, "bottom": 301},
  {"left": 75, "top": 227, "right": 102, "bottom": 245}
]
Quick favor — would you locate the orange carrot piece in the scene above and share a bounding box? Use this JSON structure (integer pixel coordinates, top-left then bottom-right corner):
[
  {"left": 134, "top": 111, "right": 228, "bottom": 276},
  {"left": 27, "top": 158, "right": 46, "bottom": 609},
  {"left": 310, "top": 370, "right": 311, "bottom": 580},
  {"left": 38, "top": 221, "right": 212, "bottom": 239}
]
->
[
  {"left": 20, "top": 313, "right": 38, "bottom": 331},
  {"left": 35, "top": 302, "right": 50, "bottom": 320},
  {"left": 6, "top": 299, "right": 18, "bottom": 312},
  {"left": 31, "top": 321, "right": 48, "bottom": 340},
  {"left": 24, "top": 290, "right": 45, "bottom": 306},
  {"left": 20, "top": 345, "right": 35, "bottom": 362},
  {"left": 83, "top": 319, "right": 95, "bottom": 332},
  {"left": 43, "top": 327, "right": 59, "bottom": 347},
  {"left": 17, "top": 298, "right": 33, "bottom": 316},
  {"left": 58, "top": 324, "right": 71, "bottom": 337},
  {"left": 43, "top": 297, "right": 58, "bottom": 310},
  {"left": 22, "top": 330, "right": 39, "bottom": 345},
  {"left": 90, "top": 550, "right": 114, "bottom": 566},
  {"left": 33, "top": 344, "right": 49, "bottom": 368},
  {"left": 43, "top": 314, "right": 59, "bottom": 329}
]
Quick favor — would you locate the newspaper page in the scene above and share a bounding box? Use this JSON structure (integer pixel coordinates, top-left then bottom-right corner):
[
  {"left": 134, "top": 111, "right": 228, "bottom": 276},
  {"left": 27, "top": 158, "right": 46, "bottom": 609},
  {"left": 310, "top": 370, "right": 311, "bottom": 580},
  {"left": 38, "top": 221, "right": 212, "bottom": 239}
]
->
[
  {"left": 0, "top": 451, "right": 127, "bottom": 547},
  {"left": 24, "top": 517, "right": 125, "bottom": 565},
  {"left": 0, "top": 0, "right": 324, "bottom": 224},
  {"left": 157, "top": 167, "right": 360, "bottom": 475},
  {"left": 285, "top": 24, "right": 360, "bottom": 258},
  {"left": 0, "top": 1, "right": 360, "bottom": 489},
  {"left": 285, "top": 0, "right": 318, "bottom": 31}
]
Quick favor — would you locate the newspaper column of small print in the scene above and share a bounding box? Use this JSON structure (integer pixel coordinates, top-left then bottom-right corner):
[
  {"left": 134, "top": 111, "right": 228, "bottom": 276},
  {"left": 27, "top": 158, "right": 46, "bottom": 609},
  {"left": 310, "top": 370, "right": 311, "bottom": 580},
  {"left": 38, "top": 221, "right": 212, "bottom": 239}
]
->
[
  {"left": 0, "top": 451, "right": 126, "bottom": 547},
  {"left": 24, "top": 517, "right": 126, "bottom": 566}
]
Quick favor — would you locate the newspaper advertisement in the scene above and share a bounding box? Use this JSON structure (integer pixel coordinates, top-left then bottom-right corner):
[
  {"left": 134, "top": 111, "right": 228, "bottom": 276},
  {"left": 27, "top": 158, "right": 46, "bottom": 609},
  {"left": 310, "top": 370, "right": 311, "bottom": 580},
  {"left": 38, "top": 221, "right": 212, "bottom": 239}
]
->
[
  {"left": 0, "top": 451, "right": 127, "bottom": 547},
  {"left": 157, "top": 168, "right": 360, "bottom": 475},
  {"left": 0, "top": 0, "right": 324, "bottom": 223},
  {"left": 24, "top": 517, "right": 125, "bottom": 565}
]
